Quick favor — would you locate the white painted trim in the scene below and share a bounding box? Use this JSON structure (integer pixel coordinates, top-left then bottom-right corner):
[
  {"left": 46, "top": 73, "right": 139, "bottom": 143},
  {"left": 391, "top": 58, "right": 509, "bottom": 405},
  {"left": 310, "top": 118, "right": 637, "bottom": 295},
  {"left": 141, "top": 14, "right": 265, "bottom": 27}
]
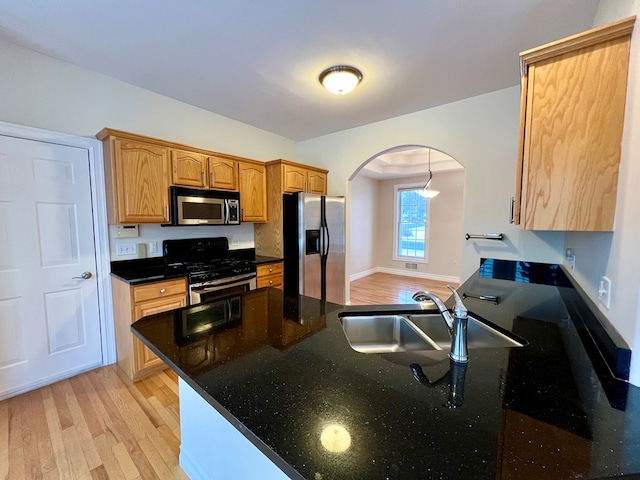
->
[
  {"left": 349, "top": 267, "right": 378, "bottom": 281},
  {"left": 0, "top": 361, "right": 103, "bottom": 401},
  {"left": 350, "top": 266, "right": 459, "bottom": 284},
  {"left": 0, "top": 120, "right": 116, "bottom": 368}
]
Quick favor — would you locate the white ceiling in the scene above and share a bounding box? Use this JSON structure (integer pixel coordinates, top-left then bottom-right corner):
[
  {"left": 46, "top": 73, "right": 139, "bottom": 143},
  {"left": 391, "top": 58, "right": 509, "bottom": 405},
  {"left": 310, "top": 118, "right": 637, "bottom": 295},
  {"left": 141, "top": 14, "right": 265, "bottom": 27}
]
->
[
  {"left": 0, "top": 0, "right": 599, "bottom": 141},
  {"left": 358, "top": 147, "right": 463, "bottom": 180}
]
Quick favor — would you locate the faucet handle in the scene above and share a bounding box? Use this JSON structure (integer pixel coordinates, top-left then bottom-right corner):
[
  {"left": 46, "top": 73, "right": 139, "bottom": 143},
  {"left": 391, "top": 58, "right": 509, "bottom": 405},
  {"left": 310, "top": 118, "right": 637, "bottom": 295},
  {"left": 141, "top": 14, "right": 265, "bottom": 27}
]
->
[{"left": 447, "top": 285, "right": 468, "bottom": 319}]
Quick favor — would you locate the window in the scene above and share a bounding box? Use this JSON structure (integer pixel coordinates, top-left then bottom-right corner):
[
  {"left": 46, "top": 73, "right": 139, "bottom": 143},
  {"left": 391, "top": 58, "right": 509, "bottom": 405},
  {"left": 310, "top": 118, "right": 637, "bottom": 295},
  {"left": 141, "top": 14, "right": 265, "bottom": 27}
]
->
[{"left": 393, "top": 184, "right": 429, "bottom": 262}]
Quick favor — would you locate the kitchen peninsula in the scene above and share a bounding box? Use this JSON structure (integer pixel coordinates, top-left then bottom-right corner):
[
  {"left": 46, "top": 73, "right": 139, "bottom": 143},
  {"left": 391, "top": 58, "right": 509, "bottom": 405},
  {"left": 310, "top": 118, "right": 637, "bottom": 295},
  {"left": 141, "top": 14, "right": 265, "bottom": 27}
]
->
[{"left": 132, "top": 260, "right": 640, "bottom": 480}]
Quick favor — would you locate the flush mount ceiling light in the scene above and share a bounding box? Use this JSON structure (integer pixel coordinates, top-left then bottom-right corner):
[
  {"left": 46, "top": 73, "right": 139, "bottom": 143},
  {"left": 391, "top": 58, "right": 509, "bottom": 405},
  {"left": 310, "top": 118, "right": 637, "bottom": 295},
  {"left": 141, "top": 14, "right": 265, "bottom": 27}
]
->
[
  {"left": 319, "top": 65, "right": 363, "bottom": 95},
  {"left": 419, "top": 149, "right": 440, "bottom": 198}
]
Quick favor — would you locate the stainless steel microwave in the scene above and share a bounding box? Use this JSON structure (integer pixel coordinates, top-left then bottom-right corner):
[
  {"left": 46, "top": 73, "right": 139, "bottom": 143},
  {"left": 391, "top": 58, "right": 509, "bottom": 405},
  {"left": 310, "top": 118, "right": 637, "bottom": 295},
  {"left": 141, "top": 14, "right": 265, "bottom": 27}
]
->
[{"left": 169, "top": 186, "right": 240, "bottom": 225}]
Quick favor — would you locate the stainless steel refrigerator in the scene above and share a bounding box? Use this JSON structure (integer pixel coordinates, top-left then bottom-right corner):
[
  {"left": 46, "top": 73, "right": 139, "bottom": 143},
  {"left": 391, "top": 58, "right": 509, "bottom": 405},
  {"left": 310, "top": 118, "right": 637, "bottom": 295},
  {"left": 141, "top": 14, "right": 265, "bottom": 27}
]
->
[{"left": 283, "top": 192, "right": 345, "bottom": 305}]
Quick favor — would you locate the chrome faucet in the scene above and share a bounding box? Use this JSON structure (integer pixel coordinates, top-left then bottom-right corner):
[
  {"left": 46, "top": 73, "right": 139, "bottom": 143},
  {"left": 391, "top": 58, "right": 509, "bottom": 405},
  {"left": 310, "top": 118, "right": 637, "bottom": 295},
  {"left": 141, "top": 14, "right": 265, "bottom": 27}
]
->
[{"left": 412, "top": 285, "right": 469, "bottom": 364}]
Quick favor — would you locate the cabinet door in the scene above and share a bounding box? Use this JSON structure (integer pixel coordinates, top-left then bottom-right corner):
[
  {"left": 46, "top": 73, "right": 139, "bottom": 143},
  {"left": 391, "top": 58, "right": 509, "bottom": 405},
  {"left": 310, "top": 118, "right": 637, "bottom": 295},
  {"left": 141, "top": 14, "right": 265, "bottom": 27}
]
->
[
  {"left": 238, "top": 162, "right": 267, "bottom": 222},
  {"left": 133, "top": 294, "right": 187, "bottom": 373},
  {"left": 114, "top": 139, "right": 170, "bottom": 223},
  {"left": 282, "top": 164, "right": 307, "bottom": 193},
  {"left": 208, "top": 156, "right": 238, "bottom": 191},
  {"left": 307, "top": 171, "right": 327, "bottom": 195},
  {"left": 516, "top": 20, "right": 633, "bottom": 231},
  {"left": 171, "top": 149, "right": 207, "bottom": 187}
]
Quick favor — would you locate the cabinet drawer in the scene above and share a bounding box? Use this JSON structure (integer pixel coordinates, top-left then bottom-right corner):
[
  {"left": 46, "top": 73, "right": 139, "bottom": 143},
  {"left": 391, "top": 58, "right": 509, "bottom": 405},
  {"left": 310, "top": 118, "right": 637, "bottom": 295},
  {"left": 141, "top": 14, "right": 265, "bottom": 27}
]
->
[
  {"left": 133, "top": 278, "right": 187, "bottom": 303},
  {"left": 257, "top": 274, "right": 283, "bottom": 289},
  {"left": 257, "top": 262, "right": 283, "bottom": 277}
]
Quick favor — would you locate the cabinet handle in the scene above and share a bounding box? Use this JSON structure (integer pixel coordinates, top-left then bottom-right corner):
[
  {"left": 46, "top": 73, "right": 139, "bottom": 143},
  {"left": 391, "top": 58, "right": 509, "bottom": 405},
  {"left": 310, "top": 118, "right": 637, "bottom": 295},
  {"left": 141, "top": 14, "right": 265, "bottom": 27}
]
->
[
  {"left": 241, "top": 208, "right": 244, "bottom": 221},
  {"left": 269, "top": 268, "right": 273, "bottom": 273},
  {"left": 210, "top": 172, "right": 215, "bottom": 187},
  {"left": 509, "top": 197, "right": 515, "bottom": 224},
  {"left": 269, "top": 280, "right": 273, "bottom": 285},
  {"left": 201, "top": 171, "right": 206, "bottom": 186},
  {"left": 165, "top": 205, "right": 169, "bottom": 221},
  {"left": 160, "top": 288, "right": 166, "bottom": 294}
]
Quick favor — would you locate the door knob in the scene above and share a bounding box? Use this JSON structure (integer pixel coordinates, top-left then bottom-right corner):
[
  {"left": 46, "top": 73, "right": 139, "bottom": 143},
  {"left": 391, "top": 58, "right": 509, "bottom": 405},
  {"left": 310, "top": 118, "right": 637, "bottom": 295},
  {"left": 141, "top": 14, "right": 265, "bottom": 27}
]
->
[{"left": 72, "top": 272, "right": 92, "bottom": 280}]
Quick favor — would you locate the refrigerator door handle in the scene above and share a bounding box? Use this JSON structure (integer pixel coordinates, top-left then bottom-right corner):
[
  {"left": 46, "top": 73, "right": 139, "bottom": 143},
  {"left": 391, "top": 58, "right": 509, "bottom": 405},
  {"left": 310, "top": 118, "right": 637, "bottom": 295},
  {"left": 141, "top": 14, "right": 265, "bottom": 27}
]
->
[{"left": 321, "top": 225, "right": 330, "bottom": 256}]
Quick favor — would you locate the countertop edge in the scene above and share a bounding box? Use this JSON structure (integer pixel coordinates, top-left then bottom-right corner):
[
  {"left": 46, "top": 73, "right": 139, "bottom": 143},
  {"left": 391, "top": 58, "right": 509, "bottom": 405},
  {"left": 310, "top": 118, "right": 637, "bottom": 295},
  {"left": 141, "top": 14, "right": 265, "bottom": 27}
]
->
[{"left": 131, "top": 326, "right": 306, "bottom": 480}]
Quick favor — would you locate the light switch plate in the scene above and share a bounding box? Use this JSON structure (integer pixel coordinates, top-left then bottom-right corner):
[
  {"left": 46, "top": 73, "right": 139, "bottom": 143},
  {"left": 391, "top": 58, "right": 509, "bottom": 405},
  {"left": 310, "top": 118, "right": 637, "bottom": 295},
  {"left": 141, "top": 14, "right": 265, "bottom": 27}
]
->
[{"left": 598, "top": 276, "right": 612, "bottom": 309}]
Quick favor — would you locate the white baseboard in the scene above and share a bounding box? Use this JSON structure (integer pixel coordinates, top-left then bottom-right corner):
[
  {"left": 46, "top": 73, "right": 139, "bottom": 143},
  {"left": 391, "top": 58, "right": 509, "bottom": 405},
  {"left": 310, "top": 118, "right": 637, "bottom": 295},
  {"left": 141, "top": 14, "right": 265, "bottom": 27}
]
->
[{"left": 350, "top": 267, "right": 459, "bottom": 284}]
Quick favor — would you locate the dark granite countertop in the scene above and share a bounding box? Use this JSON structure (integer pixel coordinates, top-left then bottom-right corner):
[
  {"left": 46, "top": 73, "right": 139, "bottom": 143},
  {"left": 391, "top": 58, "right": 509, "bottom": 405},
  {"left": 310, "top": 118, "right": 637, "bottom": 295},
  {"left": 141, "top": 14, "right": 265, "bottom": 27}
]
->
[{"left": 132, "top": 260, "right": 640, "bottom": 480}]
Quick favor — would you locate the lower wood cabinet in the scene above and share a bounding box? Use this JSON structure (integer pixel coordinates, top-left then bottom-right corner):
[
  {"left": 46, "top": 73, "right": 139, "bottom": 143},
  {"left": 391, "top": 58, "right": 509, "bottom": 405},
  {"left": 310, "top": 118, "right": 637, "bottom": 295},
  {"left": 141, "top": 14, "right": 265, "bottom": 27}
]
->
[
  {"left": 112, "top": 277, "right": 188, "bottom": 381},
  {"left": 256, "top": 261, "right": 283, "bottom": 289}
]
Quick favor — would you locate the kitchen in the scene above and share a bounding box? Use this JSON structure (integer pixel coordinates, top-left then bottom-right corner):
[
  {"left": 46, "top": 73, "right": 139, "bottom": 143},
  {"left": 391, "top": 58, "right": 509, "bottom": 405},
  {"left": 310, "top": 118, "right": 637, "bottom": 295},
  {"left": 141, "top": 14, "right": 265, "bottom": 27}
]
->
[{"left": 1, "top": 1, "right": 640, "bottom": 479}]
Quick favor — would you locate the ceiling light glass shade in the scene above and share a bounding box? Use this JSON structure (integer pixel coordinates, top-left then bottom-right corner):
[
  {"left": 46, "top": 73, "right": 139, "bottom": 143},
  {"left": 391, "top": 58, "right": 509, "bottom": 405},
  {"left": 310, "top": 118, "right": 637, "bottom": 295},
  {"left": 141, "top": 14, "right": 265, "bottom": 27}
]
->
[{"left": 319, "top": 65, "right": 363, "bottom": 95}]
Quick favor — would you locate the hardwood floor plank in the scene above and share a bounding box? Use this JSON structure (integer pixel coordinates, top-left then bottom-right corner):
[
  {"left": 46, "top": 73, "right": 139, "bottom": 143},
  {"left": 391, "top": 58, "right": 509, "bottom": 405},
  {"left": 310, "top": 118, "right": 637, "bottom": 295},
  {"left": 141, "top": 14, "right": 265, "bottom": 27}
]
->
[
  {"left": 93, "top": 433, "right": 126, "bottom": 480},
  {"left": 19, "top": 390, "right": 44, "bottom": 480},
  {"left": 0, "top": 399, "right": 8, "bottom": 480},
  {"left": 63, "top": 378, "right": 102, "bottom": 470},
  {"left": 41, "top": 386, "right": 73, "bottom": 480},
  {"left": 148, "top": 397, "right": 179, "bottom": 433},
  {"left": 137, "top": 436, "right": 175, "bottom": 480},
  {"left": 61, "top": 425, "right": 90, "bottom": 479},
  {"left": 50, "top": 381, "right": 73, "bottom": 430},
  {"left": 29, "top": 389, "right": 58, "bottom": 477},
  {"left": 112, "top": 442, "right": 140, "bottom": 480},
  {"left": 90, "top": 464, "right": 110, "bottom": 480},
  {"left": 7, "top": 445, "right": 25, "bottom": 480}
]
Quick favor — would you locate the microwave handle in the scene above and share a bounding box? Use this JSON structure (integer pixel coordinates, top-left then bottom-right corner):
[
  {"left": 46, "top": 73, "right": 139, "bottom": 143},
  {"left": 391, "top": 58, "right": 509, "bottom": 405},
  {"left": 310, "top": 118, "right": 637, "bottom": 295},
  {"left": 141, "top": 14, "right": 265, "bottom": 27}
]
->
[{"left": 225, "top": 200, "right": 230, "bottom": 224}]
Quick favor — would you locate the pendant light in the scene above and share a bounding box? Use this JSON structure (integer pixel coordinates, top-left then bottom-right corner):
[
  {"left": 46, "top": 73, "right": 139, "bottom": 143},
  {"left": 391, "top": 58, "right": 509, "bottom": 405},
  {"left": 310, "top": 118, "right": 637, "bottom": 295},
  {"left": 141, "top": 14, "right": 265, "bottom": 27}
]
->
[
  {"left": 319, "top": 65, "right": 363, "bottom": 95},
  {"left": 419, "top": 149, "right": 440, "bottom": 198}
]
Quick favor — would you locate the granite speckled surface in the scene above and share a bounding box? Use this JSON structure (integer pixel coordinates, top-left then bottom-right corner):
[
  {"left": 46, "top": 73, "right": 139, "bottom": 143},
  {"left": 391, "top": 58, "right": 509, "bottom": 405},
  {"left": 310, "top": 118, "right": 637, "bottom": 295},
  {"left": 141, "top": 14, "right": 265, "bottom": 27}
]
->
[{"left": 132, "top": 261, "right": 640, "bottom": 480}]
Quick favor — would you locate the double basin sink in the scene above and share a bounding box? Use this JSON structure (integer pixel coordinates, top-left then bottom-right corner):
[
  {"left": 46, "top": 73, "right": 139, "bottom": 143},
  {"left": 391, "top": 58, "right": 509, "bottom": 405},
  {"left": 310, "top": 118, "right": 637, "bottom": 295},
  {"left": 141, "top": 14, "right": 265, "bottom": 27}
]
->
[{"left": 338, "top": 311, "right": 527, "bottom": 355}]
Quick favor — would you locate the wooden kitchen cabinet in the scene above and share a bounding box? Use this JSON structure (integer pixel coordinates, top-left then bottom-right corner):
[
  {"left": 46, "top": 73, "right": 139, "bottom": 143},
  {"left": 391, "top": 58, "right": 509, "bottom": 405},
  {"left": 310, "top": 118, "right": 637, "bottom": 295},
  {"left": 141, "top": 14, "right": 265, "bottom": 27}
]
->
[
  {"left": 278, "top": 160, "right": 328, "bottom": 195},
  {"left": 254, "top": 159, "right": 329, "bottom": 257},
  {"left": 514, "top": 17, "right": 635, "bottom": 231},
  {"left": 112, "top": 277, "right": 188, "bottom": 381},
  {"left": 97, "top": 128, "right": 266, "bottom": 224},
  {"left": 256, "top": 261, "right": 283, "bottom": 289},
  {"left": 171, "top": 149, "right": 207, "bottom": 187},
  {"left": 99, "top": 130, "right": 171, "bottom": 224},
  {"left": 238, "top": 160, "right": 267, "bottom": 222},
  {"left": 208, "top": 156, "right": 238, "bottom": 190}
]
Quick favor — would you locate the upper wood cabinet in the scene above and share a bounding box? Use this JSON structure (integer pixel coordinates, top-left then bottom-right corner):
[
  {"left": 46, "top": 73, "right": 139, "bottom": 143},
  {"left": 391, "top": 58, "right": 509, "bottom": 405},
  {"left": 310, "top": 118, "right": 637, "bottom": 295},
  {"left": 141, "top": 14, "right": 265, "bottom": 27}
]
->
[
  {"left": 238, "top": 160, "right": 267, "bottom": 222},
  {"left": 254, "top": 159, "right": 329, "bottom": 257},
  {"left": 208, "top": 156, "right": 238, "bottom": 191},
  {"left": 99, "top": 131, "right": 171, "bottom": 224},
  {"left": 97, "top": 128, "right": 266, "bottom": 224},
  {"left": 171, "top": 149, "right": 207, "bottom": 187},
  {"left": 514, "top": 17, "right": 635, "bottom": 231},
  {"left": 277, "top": 160, "right": 328, "bottom": 195}
]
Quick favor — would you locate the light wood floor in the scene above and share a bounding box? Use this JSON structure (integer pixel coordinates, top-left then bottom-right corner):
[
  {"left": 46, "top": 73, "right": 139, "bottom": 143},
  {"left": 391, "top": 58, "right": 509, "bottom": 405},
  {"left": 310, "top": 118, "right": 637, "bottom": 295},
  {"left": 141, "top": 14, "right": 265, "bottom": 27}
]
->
[
  {"left": 0, "top": 273, "right": 454, "bottom": 480},
  {"left": 0, "top": 365, "right": 187, "bottom": 480},
  {"left": 349, "top": 272, "right": 456, "bottom": 305}
]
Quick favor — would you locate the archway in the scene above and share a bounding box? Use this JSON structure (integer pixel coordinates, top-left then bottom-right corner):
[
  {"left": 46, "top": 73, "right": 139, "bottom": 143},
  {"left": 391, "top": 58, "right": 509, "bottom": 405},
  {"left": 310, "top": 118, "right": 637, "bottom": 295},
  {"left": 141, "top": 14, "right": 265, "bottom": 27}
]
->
[{"left": 345, "top": 145, "right": 466, "bottom": 305}]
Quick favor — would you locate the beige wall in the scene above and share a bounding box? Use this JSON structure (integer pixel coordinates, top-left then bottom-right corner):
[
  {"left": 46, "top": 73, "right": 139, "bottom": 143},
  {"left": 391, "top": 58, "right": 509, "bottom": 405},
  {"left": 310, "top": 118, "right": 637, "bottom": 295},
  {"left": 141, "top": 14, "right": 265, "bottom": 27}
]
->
[
  {"left": 298, "top": 87, "right": 566, "bottom": 283},
  {"left": 0, "top": 38, "right": 298, "bottom": 256},
  {"left": 564, "top": 0, "right": 640, "bottom": 384},
  {"left": 373, "top": 170, "right": 464, "bottom": 280},
  {"left": 348, "top": 175, "right": 378, "bottom": 276}
]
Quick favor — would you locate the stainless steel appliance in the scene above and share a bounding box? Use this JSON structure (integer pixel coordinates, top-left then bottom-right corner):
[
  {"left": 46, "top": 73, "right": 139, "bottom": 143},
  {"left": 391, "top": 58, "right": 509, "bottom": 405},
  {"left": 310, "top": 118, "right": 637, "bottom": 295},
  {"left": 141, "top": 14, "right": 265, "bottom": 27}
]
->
[
  {"left": 283, "top": 192, "right": 345, "bottom": 304},
  {"left": 163, "top": 237, "right": 256, "bottom": 304},
  {"left": 168, "top": 186, "right": 240, "bottom": 226}
]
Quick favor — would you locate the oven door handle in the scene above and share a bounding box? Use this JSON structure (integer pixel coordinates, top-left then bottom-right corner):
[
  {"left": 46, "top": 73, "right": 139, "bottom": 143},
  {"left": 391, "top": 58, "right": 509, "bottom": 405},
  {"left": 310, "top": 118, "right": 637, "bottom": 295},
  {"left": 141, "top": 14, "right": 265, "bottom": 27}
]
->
[{"left": 190, "top": 275, "right": 257, "bottom": 294}]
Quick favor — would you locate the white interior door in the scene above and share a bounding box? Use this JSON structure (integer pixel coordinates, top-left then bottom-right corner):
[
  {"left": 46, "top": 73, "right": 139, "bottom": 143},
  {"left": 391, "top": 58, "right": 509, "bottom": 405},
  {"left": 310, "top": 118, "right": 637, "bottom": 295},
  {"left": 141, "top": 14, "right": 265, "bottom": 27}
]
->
[{"left": 0, "top": 135, "right": 103, "bottom": 399}]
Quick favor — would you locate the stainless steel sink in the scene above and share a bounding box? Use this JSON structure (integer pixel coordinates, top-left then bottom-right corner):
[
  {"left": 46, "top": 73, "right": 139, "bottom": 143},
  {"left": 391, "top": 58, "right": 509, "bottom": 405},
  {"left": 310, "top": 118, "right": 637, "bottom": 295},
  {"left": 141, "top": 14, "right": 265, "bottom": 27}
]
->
[
  {"left": 338, "top": 312, "right": 526, "bottom": 354},
  {"left": 339, "top": 314, "right": 441, "bottom": 354}
]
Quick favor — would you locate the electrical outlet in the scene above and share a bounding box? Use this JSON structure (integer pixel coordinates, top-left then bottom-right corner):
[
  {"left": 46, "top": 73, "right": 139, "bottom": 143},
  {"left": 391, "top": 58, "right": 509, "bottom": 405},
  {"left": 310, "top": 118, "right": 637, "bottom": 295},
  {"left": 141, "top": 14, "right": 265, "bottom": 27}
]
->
[
  {"left": 565, "top": 247, "right": 576, "bottom": 271},
  {"left": 231, "top": 237, "right": 240, "bottom": 246},
  {"left": 598, "top": 276, "right": 612, "bottom": 309},
  {"left": 116, "top": 243, "right": 136, "bottom": 255},
  {"left": 148, "top": 241, "right": 158, "bottom": 254}
]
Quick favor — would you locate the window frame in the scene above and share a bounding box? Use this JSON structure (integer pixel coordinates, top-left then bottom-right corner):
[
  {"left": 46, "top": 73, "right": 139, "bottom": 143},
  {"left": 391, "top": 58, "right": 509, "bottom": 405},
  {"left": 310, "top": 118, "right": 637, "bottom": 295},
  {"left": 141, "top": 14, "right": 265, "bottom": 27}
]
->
[{"left": 392, "top": 182, "right": 430, "bottom": 264}]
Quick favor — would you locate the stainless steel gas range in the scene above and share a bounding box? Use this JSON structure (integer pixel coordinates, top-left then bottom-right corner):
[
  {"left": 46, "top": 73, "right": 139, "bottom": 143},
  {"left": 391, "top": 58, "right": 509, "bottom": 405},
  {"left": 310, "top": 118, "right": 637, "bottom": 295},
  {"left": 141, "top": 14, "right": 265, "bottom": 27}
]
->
[{"left": 163, "top": 237, "right": 256, "bottom": 305}]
